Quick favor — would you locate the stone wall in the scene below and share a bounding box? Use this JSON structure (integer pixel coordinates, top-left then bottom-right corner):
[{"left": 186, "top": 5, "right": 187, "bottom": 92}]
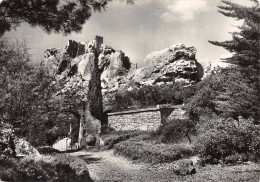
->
[
  {"left": 107, "top": 105, "right": 186, "bottom": 131},
  {"left": 108, "top": 108, "right": 161, "bottom": 131}
]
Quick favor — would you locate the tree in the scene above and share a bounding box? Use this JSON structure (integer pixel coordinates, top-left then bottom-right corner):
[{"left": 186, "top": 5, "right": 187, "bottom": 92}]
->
[
  {"left": 186, "top": 68, "right": 259, "bottom": 121},
  {"left": 0, "top": 0, "right": 135, "bottom": 37},
  {"left": 205, "top": 0, "right": 259, "bottom": 121},
  {"left": 209, "top": 0, "right": 260, "bottom": 84}
]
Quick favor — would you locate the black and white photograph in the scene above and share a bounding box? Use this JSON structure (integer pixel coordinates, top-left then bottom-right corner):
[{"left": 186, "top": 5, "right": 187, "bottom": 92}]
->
[{"left": 0, "top": 0, "right": 259, "bottom": 181}]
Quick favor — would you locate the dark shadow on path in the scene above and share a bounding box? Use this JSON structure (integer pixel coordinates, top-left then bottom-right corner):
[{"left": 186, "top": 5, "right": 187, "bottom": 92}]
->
[{"left": 78, "top": 154, "right": 102, "bottom": 164}]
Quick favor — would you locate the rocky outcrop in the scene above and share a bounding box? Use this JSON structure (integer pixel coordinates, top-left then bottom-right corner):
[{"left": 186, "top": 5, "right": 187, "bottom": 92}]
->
[
  {"left": 132, "top": 44, "right": 203, "bottom": 86},
  {"left": 44, "top": 37, "right": 104, "bottom": 147},
  {"left": 44, "top": 36, "right": 132, "bottom": 147},
  {"left": 99, "top": 47, "right": 131, "bottom": 93},
  {"left": 103, "top": 44, "right": 203, "bottom": 94}
]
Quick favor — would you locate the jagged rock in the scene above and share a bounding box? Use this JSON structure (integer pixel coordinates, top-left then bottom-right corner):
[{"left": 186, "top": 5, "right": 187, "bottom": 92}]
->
[
  {"left": 99, "top": 49, "right": 131, "bottom": 94},
  {"left": 103, "top": 44, "right": 203, "bottom": 96},
  {"left": 44, "top": 36, "right": 116, "bottom": 147},
  {"left": 131, "top": 44, "right": 203, "bottom": 86},
  {"left": 145, "top": 44, "right": 196, "bottom": 65}
]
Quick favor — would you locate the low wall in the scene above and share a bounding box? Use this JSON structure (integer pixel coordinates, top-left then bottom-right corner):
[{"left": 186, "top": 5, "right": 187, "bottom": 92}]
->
[
  {"left": 107, "top": 105, "right": 184, "bottom": 131},
  {"left": 108, "top": 108, "right": 161, "bottom": 131}
]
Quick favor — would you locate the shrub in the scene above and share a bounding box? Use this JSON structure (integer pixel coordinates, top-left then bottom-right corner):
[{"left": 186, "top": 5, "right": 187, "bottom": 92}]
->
[
  {"left": 0, "top": 155, "right": 93, "bottom": 182},
  {"left": 155, "top": 119, "right": 196, "bottom": 144},
  {"left": 109, "top": 83, "right": 197, "bottom": 112},
  {"left": 114, "top": 141, "right": 194, "bottom": 163},
  {"left": 102, "top": 131, "right": 141, "bottom": 149},
  {"left": 195, "top": 117, "right": 260, "bottom": 164},
  {"left": 37, "top": 146, "right": 60, "bottom": 155},
  {"left": 101, "top": 125, "right": 115, "bottom": 134}
]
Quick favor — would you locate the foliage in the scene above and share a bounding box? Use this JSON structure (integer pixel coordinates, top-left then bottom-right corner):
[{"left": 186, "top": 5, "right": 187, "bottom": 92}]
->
[
  {"left": 88, "top": 52, "right": 103, "bottom": 121},
  {"left": 0, "top": 38, "right": 79, "bottom": 147},
  {"left": 209, "top": 0, "right": 260, "bottom": 80},
  {"left": 102, "top": 131, "right": 141, "bottom": 149},
  {"left": 186, "top": 68, "right": 259, "bottom": 121},
  {"left": 109, "top": 83, "right": 196, "bottom": 112},
  {"left": 207, "top": 0, "right": 260, "bottom": 119},
  {"left": 195, "top": 117, "right": 260, "bottom": 164},
  {"left": 0, "top": 0, "right": 135, "bottom": 37},
  {"left": 114, "top": 141, "right": 194, "bottom": 163},
  {"left": 155, "top": 119, "right": 196, "bottom": 144},
  {"left": 0, "top": 0, "right": 109, "bottom": 36},
  {"left": 37, "top": 146, "right": 60, "bottom": 155},
  {"left": 0, "top": 155, "right": 93, "bottom": 182}
]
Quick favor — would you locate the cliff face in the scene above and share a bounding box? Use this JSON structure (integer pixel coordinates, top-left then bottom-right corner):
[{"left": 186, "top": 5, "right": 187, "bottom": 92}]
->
[
  {"left": 44, "top": 37, "right": 104, "bottom": 147},
  {"left": 44, "top": 36, "right": 131, "bottom": 146},
  {"left": 99, "top": 47, "right": 131, "bottom": 93}
]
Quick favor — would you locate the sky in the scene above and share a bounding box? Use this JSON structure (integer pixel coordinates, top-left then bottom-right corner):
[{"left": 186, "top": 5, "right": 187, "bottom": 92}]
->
[{"left": 4, "top": 0, "right": 255, "bottom": 67}]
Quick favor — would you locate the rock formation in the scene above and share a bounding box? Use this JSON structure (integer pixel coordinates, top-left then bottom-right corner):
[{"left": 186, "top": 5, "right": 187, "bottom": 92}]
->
[
  {"left": 103, "top": 44, "right": 204, "bottom": 94},
  {"left": 132, "top": 44, "right": 203, "bottom": 85},
  {"left": 44, "top": 36, "right": 131, "bottom": 147}
]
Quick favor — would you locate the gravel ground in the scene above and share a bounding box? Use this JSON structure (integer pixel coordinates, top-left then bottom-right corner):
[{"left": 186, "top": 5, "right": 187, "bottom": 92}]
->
[{"left": 70, "top": 150, "right": 260, "bottom": 182}]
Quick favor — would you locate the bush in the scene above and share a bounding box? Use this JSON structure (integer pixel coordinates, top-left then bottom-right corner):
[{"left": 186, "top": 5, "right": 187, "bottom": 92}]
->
[
  {"left": 114, "top": 140, "right": 194, "bottom": 163},
  {"left": 102, "top": 131, "right": 141, "bottom": 149},
  {"left": 109, "top": 83, "right": 197, "bottom": 112},
  {"left": 195, "top": 117, "right": 260, "bottom": 164},
  {"left": 155, "top": 119, "right": 196, "bottom": 144},
  {"left": 0, "top": 155, "right": 93, "bottom": 182},
  {"left": 37, "top": 146, "right": 61, "bottom": 155}
]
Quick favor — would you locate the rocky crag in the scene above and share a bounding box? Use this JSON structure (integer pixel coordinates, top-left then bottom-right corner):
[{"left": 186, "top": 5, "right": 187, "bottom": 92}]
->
[
  {"left": 44, "top": 36, "right": 131, "bottom": 147},
  {"left": 103, "top": 44, "right": 204, "bottom": 93}
]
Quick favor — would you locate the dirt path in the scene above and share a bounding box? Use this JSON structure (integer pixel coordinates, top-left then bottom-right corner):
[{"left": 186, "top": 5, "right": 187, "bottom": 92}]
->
[{"left": 71, "top": 150, "right": 150, "bottom": 181}]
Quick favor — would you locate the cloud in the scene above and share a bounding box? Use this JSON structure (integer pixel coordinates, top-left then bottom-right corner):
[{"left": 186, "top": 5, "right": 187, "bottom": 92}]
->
[{"left": 161, "top": 0, "right": 209, "bottom": 22}]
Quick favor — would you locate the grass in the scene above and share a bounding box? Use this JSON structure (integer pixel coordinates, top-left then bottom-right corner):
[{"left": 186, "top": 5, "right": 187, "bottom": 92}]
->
[
  {"left": 114, "top": 140, "right": 194, "bottom": 164},
  {"left": 142, "top": 162, "right": 260, "bottom": 182},
  {"left": 101, "top": 130, "right": 151, "bottom": 150}
]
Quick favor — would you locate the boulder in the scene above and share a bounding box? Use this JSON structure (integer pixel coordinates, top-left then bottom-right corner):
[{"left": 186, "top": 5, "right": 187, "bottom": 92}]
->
[{"left": 170, "top": 159, "right": 196, "bottom": 175}]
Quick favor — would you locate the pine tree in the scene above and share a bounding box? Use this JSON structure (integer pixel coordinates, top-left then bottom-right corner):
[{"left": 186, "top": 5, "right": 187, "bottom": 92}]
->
[
  {"left": 207, "top": 0, "right": 259, "bottom": 121},
  {"left": 209, "top": 0, "right": 260, "bottom": 84}
]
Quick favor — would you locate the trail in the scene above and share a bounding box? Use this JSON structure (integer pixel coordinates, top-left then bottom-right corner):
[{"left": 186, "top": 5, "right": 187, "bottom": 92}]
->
[{"left": 71, "top": 150, "right": 150, "bottom": 181}]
